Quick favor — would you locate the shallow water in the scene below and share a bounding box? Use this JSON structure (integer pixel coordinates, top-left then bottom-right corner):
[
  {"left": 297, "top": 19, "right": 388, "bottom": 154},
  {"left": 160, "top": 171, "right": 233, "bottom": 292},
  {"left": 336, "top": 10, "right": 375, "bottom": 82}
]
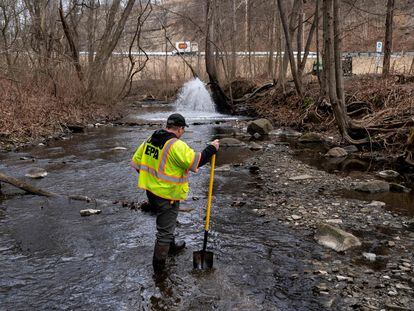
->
[
  {"left": 289, "top": 140, "right": 414, "bottom": 216},
  {"left": 0, "top": 106, "right": 327, "bottom": 310}
]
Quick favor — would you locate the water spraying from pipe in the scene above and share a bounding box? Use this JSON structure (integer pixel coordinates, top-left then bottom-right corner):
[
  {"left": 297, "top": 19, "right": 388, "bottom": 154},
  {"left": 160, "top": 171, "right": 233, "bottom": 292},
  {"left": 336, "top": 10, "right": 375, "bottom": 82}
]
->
[{"left": 174, "top": 78, "right": 216, "bottom": 112}]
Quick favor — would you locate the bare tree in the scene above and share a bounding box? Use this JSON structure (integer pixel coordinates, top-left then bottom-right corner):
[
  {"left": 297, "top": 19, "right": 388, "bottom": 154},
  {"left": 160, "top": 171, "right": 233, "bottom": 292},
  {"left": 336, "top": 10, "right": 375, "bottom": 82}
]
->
[
  {"left": 267, "top": 0, "right": 277, "bottom": 79},
  {"left": 298, "top": 4, "right": 318, "bottom": 79},
  {"left": 23, "top": 0, "right": 58, "bottom": 68},
  {"left": 382, "top": 0, "right": 394, "bottom": 77},
  {"left": 323, "top": 0, "right": 367, "bottom": 143},
  {"left": 205, "top": 0, "right": 231, "bottom": 113},
  {"left": 279, "top": 0, "right": 300, "bottom": 84},
  {"left": 296, "top": 0, "right": 303, "bottom": 68},
  {"left": 87, "top": 0, "right": 98, "bottom": 65},
  {"left": 277, "top": 0, "right": 303, "bottom": 96},
  {"left": 86, "top": 0, "right": 136, "bottom": 96},
  {"left": 119, "top": 1, "right": 152, "bottom": 99},
  {"left": 59, "top": 0, "right": 83, "bottom": 82},
  {"left": 230, "top": 0, "right": 237, "bottom": 79}
]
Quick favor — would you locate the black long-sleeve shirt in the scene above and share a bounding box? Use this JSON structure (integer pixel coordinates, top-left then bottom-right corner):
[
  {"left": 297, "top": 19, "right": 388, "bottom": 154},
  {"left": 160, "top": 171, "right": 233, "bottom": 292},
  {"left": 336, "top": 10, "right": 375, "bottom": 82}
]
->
[{"left": 148, "top": 129, "right": 217, "bottom": 169}]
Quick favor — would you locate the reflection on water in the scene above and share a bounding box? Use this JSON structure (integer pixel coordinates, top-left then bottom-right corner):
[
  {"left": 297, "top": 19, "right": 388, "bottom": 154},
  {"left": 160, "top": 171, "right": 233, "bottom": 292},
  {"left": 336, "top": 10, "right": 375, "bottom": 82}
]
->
[
  {"left": 285, "top": 139, "right": 414, "bottom": 216},
  {"left": 0, "top": 118, "right": 326, "bottom": 310}
]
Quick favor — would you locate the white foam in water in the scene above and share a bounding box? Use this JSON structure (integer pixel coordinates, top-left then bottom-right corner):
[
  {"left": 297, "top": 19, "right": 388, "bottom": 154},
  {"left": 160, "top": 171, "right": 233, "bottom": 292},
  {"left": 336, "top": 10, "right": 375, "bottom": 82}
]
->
[
  {"left": 136, "top": 77, "right": 244, "bottom": 123},
  {"left": 174, "top": 78, "right": 216, "bottom": 113}
]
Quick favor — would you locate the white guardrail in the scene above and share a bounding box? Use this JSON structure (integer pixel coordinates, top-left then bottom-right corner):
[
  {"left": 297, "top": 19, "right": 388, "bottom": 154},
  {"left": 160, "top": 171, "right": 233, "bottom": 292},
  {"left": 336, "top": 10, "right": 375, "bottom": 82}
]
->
[{"left": 78, "top": 51, "right": 414, "bottom": 58}]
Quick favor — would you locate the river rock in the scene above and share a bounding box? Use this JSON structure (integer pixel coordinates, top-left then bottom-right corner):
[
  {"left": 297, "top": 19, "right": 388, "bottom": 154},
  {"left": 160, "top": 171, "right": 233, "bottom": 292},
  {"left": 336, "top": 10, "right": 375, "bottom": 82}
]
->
[
  {"left": 80, "top": 209, "right": 101, "bottom": 216},
  {"left": 352, "top": 180, "right": 390, "bottom": 193},
  {"left": 377, "top": 170, "right": 400, "bottom": 179},
  {"left": 298, "top": 132, "right": 324, "bottom": 143},
  {"left": 269, "top": 128, "right": 301, "bottom": 137},
  {"left": 111, "top": 146, "right": 127, "bottom": 151},
  {"left": 249, "top": 142, "right": 262, "bottom": 150},
  {"left": 366, "top": 201, "right": 386, "bottom": 208},
  {"left": 326, "top": 219, "right": 343, "bottom": 224},
  {"left": 362, "top": 252, "right": 377, "bottom": 262},
  {"left": 315, "top": 223, "right": 361, "bottom": 252},
  {"left": 289, "top": 174, "right": 313, "bottom": 181},
  {"left": 215, "top": 164, "right": 231, "bottom": 172},
  {"left": 389, "top": 183, "right": 411, "bottom": 193},
  {"left": 247, "top": 119, "right": 273, "bottom": 136},
  {"left": 336, "top": 275, "right": 354, "bottom": 282},
  {"left": 325, "top": 147, "right": 348, "bottom": 158},
  {"left": 25, "top": 168, "right": 48, "bottom": 179},
  {"left": 219, "top": 137, "right": 245, "bottom": 147}
]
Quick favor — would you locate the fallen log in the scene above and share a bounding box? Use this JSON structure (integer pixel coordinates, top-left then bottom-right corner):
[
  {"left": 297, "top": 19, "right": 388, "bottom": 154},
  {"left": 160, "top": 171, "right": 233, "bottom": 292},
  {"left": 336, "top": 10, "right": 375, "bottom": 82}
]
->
[
  {"left": 0, "top": 172, "right": 193, "bottom": 212},
  {"left": 0, "top": 172, "right": 56, "bottom": 197}
]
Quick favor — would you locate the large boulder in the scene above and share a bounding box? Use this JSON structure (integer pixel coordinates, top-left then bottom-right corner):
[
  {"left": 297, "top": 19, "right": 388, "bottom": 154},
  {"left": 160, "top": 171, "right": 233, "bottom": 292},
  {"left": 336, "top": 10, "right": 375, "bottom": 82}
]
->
[
  {"left": 315, "top": 223, "right": 361, "bottom": 252},
  {"left": 352, "top": 180, "right": 390, "bottom": 193},
  {"left": 219, "top": 137, "right": 245, "bottom": 147},
  {"left": 247, "top": 119, "right": 273, "bottom": 136}
]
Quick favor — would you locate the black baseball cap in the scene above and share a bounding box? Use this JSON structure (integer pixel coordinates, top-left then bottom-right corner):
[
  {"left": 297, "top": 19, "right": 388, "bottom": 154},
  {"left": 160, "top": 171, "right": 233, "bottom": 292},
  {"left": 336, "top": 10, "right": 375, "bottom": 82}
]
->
[{"left": 167, "top": 113, "right": 188, "bottom": 127}]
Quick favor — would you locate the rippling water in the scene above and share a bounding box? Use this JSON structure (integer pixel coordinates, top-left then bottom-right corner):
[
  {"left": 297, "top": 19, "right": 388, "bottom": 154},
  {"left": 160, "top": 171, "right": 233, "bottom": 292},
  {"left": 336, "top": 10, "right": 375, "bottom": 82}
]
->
[{"left": 0, "top": 104, "right": 326, "bottom": 310}]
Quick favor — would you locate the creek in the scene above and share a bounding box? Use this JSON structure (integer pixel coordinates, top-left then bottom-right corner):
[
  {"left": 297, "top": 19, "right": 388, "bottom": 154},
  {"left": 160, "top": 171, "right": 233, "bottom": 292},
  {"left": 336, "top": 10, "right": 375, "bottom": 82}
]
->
[{"left": 0, "top": 78, "right": 412, "bottom": 310}]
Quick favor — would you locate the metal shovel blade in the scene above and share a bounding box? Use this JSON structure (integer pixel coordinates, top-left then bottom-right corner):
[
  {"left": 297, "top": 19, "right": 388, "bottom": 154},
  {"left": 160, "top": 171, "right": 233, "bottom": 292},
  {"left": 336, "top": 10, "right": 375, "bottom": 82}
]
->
[{"left": 193, "top": 250, "right": 213, "bottom": 270}]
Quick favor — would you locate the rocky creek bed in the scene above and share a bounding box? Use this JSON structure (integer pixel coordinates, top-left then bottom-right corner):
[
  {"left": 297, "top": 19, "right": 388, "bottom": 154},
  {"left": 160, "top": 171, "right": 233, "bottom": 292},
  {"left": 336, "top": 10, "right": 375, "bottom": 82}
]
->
[
  {"left": 235, "top": 135, "right": 414, "bottom": 310},
  {"left": 1, "top": 109, "right": 414, "bottom": 310}
]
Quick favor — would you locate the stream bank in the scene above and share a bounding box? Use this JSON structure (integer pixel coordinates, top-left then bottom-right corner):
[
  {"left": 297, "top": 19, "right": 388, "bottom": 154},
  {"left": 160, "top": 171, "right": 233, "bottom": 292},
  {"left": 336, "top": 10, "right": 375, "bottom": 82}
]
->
[
  {"left": 234, "top": 130, "right": 414, "bottom": 310},
  {"left": 1, "top": 80, "right": 413, "bottom": 309}
]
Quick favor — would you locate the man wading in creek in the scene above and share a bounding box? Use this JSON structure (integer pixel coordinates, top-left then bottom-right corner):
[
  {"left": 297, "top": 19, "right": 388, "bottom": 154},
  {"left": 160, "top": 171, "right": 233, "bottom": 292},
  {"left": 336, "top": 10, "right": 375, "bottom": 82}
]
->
[{"left": 131, "top": 113, "right": 220, "bottom": 273}]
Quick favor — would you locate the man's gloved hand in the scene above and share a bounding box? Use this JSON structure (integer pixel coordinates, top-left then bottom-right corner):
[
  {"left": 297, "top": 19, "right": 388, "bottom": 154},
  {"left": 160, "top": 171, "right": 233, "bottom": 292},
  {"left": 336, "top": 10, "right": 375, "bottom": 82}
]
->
[{"left": 210, "top": 139, "right": 220, "bottom": 151}]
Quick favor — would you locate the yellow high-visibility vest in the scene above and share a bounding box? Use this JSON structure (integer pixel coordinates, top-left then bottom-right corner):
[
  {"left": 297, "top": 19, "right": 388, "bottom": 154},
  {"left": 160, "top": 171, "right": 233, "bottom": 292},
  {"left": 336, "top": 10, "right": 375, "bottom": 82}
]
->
[{"left": 132, "top": 138, "right": 201, "bottom": 200}]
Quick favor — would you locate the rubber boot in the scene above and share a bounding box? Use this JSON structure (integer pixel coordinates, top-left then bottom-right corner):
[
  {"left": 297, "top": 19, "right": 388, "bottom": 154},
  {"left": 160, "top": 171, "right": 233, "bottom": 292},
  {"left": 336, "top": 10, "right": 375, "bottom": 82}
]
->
[
  {"left": 152, "top": 243, "right": 170, "bottom": 273},
  {"left": 168, "top": 238, "right": 186, "bottom": 255}
]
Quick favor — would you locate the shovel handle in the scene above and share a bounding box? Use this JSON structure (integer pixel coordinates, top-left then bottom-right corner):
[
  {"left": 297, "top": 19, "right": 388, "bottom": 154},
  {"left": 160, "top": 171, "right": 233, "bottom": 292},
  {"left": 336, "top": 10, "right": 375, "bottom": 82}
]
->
[{"left": 204, "top": 154, "right": 216, "bottom": 232}]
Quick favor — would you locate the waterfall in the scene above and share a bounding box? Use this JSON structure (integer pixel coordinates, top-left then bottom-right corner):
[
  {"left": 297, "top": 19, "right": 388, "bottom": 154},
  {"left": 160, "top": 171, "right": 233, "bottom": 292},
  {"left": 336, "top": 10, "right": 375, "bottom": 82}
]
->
[{"left": 174, "top": 78, "right": 216, "bottom": 112}]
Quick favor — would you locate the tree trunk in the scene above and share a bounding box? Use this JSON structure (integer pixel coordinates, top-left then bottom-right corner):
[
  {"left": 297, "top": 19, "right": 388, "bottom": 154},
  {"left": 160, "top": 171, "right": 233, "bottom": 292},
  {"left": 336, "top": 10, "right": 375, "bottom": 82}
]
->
[
  {"left": 382, "top": 0, "right": 394, "bottom": 77},
  {"left": 409, "top": 57, "right": 414, "bottom": 75},
  {"left": 296, "top": 0, "right": 303, "bottom": 70},
  {"left": 276, "top": 12, "right": 284, "bottom": 90},
  {"left": 277, "top": 0, "right": 303, "bottom": 96},
  {"left": 315, "top": 0, "right": 322, "bottom": 85},
  {"left": 87, "top": 0, "right": 136, "bottom": 97},
  {"left": 324, "top": 0, "right": 367, "bottom": 144},
  {"left": 230, "top": 0, "right": 237, "bottom": 79},
  {"left": 59, "top": 0, "right": 83, "bottom": 82},
  {"left": 245, "top": 0, "right": 252, "bottom": 77},
  {"left": 321, "top": 0, "right": 329, "bottom": 96},
  {"left": 333, "top": 0, "right": 345, "bottom": 106},
  {"left": 325, "top": 0, "right": 349, "bottom": 137},
  {"left": 87, "top": 0, "right": 97, "bottom": 65},
  {"left": 298, "top": 4, "right": 318, "bottom": 77},
  {"left": 205, "top": 0, "right": 231, "bottom": 113},
  {"left": 280, "top": 0, "right": 300, "bottom": 81},
  {"left": 267, "top": 0, "right": 277, "bottom": 79}
]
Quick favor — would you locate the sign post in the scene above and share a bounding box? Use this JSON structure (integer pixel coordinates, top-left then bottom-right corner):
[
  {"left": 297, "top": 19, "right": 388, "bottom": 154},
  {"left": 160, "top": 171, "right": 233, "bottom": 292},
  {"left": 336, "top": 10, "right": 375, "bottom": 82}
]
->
[{"left": 375, "top": 41, "right": 383, "bottom": 73}]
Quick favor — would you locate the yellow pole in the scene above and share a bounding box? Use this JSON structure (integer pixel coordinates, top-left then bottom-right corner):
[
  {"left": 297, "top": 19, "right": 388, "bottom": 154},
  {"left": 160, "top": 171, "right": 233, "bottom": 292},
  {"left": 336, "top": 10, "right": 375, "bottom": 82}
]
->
[{"left": 204, "top": 154, "right": 216, "bottom": 231}]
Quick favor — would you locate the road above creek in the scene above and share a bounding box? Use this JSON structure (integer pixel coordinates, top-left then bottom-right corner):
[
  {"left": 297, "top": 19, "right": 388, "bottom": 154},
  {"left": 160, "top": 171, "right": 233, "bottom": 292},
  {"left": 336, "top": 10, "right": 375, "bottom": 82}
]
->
[{"left": 1, "top": 105, "right": 413, "bottom": 310}]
